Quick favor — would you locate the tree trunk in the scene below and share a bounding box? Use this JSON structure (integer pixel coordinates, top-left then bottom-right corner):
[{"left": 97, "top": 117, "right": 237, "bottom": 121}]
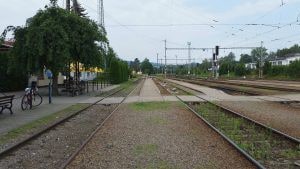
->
[{"left": 52, "top": 75, "right": 59, "bottom": 96}]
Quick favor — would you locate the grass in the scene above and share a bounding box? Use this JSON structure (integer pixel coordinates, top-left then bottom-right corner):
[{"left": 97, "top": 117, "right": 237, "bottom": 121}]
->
[
  {"left": 129, "top": 102, "right": 172, "bottom": 112},
  {"left": 96, "top": 78, "right": 139, "bottom": 97},
  {"left": 192, "top": 102, "right": 300, "bottom": 167},
  {"left": 0, "top": 104, "right": 88, "bottom": 145},
  {"left": 134, "top": 144, "right": 158, "bottom": 156}
]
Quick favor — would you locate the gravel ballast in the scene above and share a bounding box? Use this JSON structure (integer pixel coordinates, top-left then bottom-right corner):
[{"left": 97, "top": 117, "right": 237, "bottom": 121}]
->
[
  {"left": 0, "top": 104, "right": 117, "bottom": 169},
  {"left": 67, "top": 102, "right": 255, "bottom": 169},
  {"left": 217, "top": 101, "right": 300, "bottom": 139}
]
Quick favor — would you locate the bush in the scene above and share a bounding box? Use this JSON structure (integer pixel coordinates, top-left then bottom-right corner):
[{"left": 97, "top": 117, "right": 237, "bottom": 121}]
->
[
  {"left": 235, "top": 64, "right": 246, "bottom": 76},
  {"left": 109, "top": 58, "right": 129, "bottom": 84},
  {"left": 0, "top": 52, "right": 27, "bottom": 91},
  {"left": 269, "top": 65, "right": 288, "bottom": 77},
  {"left": 288, "top": 60, "right": 300, "bottom": 78}
]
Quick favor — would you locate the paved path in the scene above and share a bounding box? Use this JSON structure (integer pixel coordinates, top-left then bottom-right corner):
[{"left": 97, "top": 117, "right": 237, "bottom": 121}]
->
[
  {"left": 124, "top": 78, "right": 178, "bottom": 103},
  {"left": 0, "top": 85, "right": 119, "bottom": 136}
]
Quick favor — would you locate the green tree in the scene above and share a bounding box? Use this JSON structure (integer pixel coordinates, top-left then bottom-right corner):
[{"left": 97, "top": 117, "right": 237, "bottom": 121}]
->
[
  {"left": 219, "top": 52, "right": 236, "bottom": 76},
  {"left": 251, "top": 47, "right": 268, "bottom": 62},
  {"left": 140, "top": 58, "right": 154, "bottom": 75},
  {"left": 276, "top": 44, "right": 300, "bottom": 58},
  {"left": 263, "top": 61, "right": 272, "bottom": 75},
  {"left": 288, "top": 60, "right": 300, "bottom": 78},
  {"left": 240, "top": 54, "right": 253, "bottom": 63},
  {"left": 235, "top": 63, "right": 246, "bottom": 76},
  {"left": 130, "top": 58, "right": 140, "bottom": 72},
  {"left": 4, "top": 2, "right": 107, "bottom": 93}
]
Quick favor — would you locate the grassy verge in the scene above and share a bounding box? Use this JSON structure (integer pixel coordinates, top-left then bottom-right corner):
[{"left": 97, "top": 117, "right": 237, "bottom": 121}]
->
[
  {"left": 96, "top": 78, "right": 139, "bottom": 97},
  {"left": 0, "top": 104, "right": 88, "bottom": 145},
  {"left": 128, "top": 102, "right": 171, "bottom": 112},
  {"left": 192, "top": 102, "right": 300, "bottom": 167}
]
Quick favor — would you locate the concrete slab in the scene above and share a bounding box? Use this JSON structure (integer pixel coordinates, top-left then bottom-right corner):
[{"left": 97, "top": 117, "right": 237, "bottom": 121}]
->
[
  {"left": 98, "top": 97, "right": 125, "bottom": 104},
  {"left": 163, "top": 96, "right": 178, "bottom": 102},
  {"left": 177, "top": 95, "right": 204, "bottom": 102},
  {"left": 78, "top": 97, "right": 104, "bottom": 104},
  {"left": 139, "top": 96, "right": 164, "bottom": 102},
  {"left": 124, "top": 96, "right": 140, "bottom": 103},
  {"left": 271, "top": 94, "right": 300, "bottom": 101}
]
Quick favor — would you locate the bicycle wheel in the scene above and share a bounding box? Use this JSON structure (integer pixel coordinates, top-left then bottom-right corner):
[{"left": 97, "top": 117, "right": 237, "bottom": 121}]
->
[
  {"left": 21, "top": 95, "right": 29, "bottom": 110},
  {"left": 32, "top": 93, "right": 43, "bottom": 107}
]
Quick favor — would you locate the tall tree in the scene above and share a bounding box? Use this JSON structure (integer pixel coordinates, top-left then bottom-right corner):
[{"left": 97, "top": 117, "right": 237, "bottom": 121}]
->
[
  {"left": 140, "top": 58, "right": 154, "bottom": 75},
  {"left": 251, "top": 47, "right": 268, "bottom": 62},
  {"left": 130, "top": 58, "right": 140, "bottom": 72},
  {"left": 7, "top": 2, "right": 107, "bottom": 93},
  {"left": 240, "top": 54, "right": 253, "bottom": 63}
]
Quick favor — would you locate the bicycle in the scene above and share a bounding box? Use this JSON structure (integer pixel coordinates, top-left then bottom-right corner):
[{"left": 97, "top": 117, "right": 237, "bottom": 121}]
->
[{"left": 21, "top": 87, "right": 43, "bottom": 110}]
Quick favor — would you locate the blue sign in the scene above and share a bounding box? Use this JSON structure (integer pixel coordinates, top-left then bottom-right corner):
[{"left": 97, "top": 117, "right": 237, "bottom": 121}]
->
[{"left": 46, "top": 69, "right": 53, "bottom": 79}]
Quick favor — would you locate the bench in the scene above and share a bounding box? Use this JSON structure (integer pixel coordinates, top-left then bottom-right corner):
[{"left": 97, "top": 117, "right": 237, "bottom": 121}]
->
[{"left": 0, "top": 95, "right": 14, "bottom": 114}]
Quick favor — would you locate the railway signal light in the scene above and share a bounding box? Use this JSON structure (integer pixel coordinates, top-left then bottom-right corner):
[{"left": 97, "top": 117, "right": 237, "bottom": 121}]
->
[{"left": 215, "top": 46, "right": 219, "bottom": 56}]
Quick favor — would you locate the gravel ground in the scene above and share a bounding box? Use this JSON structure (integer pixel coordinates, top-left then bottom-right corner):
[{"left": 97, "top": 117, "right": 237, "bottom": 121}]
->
[
  {"left": 217, "top": 101, "right": 300, "bottom": 139},
  {"left": 0, "top": 104, "right": 117, "bottom": 169},
  {"left": 152, "top": 78, "right": 171, "bottom": 96},
  {"left": 130, "top": 78, "right": 145, "bottom": 96},
  {"left": 0, "top": 104, "right": 89, "bottom": 152},
  {"left": 67, "top": 102, "right": 255, "bottom": 169}
]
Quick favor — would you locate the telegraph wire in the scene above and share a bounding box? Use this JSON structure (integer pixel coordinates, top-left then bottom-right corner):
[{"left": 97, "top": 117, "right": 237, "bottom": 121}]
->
[{"left": 80, "top": 1, "right": 185, "bottom": 47}]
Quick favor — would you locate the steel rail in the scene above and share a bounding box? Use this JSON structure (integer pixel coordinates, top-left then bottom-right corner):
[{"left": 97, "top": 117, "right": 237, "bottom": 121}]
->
[
  {"left": 155, "top": 78, "right": 266, "bottom": 169},
  {"left": 176, "top": 76, "right": 300, "bottom": 92},
  {"left": 0, "top": 87, "right": 125, "bottom": 159},
  {"left": 60, "top": 79, "right": 142, "bottom": 169},
  {"left": 169, "top": 79, "right": 300, "bottom": 143}
]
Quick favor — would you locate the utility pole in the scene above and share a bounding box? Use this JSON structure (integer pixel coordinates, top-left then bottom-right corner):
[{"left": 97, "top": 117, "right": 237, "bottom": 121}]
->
[
  {"left": 187, "top": 42, "right": 191, "bottom": 75},
  {"left": 66, "top": 0, "right": 70, "bottom": 11},
  {"left": 157, "top": 53, "right": 159, "bottom": 75},
  {"left": 259, "top": 41, "right": 264, "bottom": 79},
  {"left": 97, "top": 0, "right": 105, "bottom": 27},
  {"left": 164, "top": 40, "right": 167, "bottom": 78}
]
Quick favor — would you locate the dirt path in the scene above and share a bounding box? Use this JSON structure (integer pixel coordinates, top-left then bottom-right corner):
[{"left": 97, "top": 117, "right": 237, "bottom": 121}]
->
[{"left": 67, "top": 101, "right": 254, "bottom": 169}]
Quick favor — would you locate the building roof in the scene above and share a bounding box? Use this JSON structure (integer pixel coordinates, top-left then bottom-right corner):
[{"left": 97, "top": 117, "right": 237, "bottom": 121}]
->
[{"left": 0, "top": 40, "right": 14, "bottom": 52}]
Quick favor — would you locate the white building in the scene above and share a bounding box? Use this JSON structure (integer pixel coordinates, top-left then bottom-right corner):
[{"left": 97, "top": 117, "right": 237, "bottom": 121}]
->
[
  {"left": 245, "top": 53, "right": 300, "bottom": 69},
  {"left": 245, "top": 63, "right": 257, "bottom": 69},
  {"left": 269, "top": 53, "right": 300, "bottom": 66}
]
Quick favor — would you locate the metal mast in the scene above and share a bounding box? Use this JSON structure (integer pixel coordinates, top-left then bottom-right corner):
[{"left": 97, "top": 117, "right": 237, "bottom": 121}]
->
[
  {"left": 97, "top": 0, "right": 105, "bottom": 27},
  {"left": 66, "top": 0, "right": 70, "bottom": 11},
  {"left": 187, "top": 42, "right": 191, "bottom": 75}
]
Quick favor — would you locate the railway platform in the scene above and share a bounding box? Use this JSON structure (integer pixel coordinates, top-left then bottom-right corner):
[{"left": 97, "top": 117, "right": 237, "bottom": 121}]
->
[
  {"left": 0, "top": 85, "right": 119, "bottom": 136},
  {"left": 167, "top": 79, "right": 300, "bottom": 102}
]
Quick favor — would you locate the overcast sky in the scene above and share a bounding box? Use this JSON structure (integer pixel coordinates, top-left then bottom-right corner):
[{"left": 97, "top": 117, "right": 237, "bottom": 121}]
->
[{"left": 1, "top": 0, "right": 300, "bottom": 64}]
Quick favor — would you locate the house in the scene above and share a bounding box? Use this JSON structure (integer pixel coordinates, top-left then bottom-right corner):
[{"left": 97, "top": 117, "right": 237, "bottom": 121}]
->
[
  {"left": 0, "top": 40, "right": 14, "bottom": 52},
  {"left": 269, "top": 53, "right": 300, "bottom": 66},
  {"left": 70, "top": 63, "right": 103, "bottom": 81},
  {"left": 245, "top": 63, "right": 257, "bottom": 69},
  {"left": 245, "top": 53, "right": 300, "bottom": 69}
]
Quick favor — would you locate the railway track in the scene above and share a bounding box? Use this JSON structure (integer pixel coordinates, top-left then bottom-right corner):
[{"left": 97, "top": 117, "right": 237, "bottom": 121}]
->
[
  {"left": 170, "top": 77, "right": 300, "bottom": 105},
  {"left": 60, "top": 79, "right": 143, "bottom": 169},
  {"left": 0, "top": 79, "right": 142, "bottom": 168},
  {"left": 170, "top": 76, "right": 300, "bottom": 93},
  {"left": 156, "top": 78, "right": 300, "bottom": 169}
]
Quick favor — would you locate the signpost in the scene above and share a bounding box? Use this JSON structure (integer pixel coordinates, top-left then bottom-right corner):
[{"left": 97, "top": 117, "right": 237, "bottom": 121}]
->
[{"left": 46, "top": 69, "right": 53, "bottom": 104}]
